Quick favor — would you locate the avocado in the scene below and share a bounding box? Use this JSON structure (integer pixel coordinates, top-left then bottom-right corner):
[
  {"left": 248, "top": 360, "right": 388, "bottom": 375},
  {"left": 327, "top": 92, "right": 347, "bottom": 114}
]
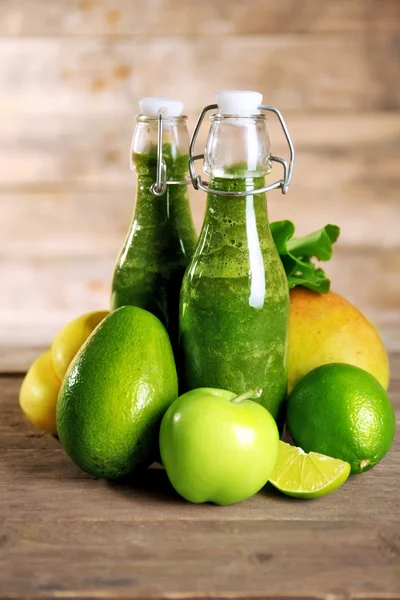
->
[{"left": 57, "top": 306, "right": 178, "bottom": 479}]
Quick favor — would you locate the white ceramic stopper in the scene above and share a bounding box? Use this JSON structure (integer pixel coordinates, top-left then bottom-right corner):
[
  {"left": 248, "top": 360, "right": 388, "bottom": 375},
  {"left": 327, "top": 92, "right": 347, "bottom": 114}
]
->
[
  {"left": 139, "top": 97, "right": 184, "bottom": 118},
  {"left": 216, "top": 90, "right": 263, "bottom": 116}
]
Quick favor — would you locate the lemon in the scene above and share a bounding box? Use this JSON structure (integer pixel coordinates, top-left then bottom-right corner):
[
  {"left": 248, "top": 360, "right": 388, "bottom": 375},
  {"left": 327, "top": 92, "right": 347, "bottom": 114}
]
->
[
  {"left": 287, "top": 363, "right": 395, "bottom": 474},
  {"left": 52, "top": 310, "right": 108, "bottom": 380},
  {"left": 269, "top": 441, "right": 350, "bottom": 498},
  {"left": 19, "top": 350, "right": 61, "bottom": 434}
]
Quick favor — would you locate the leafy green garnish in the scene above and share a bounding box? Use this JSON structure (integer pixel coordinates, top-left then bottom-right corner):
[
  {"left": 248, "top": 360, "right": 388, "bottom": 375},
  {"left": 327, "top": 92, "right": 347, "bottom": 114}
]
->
[{"left": 270, "top": 221, "right": 340, "bottom": 294}]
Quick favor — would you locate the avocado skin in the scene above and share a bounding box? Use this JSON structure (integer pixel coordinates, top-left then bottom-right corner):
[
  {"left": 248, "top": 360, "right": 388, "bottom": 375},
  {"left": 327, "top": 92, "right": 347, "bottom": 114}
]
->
[{"left": 57, "top": 306, "right": 178, "bottom": 479}]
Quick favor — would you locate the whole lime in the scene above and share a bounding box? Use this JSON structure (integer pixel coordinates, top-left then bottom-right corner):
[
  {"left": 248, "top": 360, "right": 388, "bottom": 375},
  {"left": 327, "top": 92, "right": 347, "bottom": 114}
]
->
[{"left": 287, "top": 363, "right": 395, "bottom": 474}]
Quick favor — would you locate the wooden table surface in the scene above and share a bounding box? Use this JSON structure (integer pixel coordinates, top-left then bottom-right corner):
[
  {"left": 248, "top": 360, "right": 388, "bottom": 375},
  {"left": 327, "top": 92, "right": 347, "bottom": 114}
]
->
[{"left": 0, "top": 355, "right": 399, "bottom": 600}]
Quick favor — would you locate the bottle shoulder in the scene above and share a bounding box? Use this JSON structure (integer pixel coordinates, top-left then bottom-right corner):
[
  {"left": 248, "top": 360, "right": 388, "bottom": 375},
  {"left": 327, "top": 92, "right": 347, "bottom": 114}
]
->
[
  {"left": 186, "top": 240, "right": 286, "bottom": 282},
  {"left": 183, "top": 186, "right": 288, "bottom": 304}
]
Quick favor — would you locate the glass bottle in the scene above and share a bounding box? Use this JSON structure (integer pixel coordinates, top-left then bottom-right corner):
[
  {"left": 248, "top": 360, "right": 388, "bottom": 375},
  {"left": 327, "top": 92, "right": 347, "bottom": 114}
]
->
[
  {"left": 180, "top": 91, "right": 294, "bottom": 425},
  {"left": 111, "top": 98, "right": 197, "bottom": 350}
]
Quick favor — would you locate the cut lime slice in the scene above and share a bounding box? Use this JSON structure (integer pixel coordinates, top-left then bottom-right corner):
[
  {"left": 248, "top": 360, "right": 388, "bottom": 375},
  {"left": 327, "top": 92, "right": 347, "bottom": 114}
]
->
[{"left": 269, "top": 441, "right": 351, "bottom": 498}]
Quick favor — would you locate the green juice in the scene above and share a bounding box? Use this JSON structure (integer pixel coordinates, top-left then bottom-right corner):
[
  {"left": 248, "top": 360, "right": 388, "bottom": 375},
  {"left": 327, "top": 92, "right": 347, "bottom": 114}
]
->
[
  {"left": 179, "top": 175, "right": 289, "bottom": 424},
  {"left": 111, "top": 146, "right": 197, "bottom": 349}
]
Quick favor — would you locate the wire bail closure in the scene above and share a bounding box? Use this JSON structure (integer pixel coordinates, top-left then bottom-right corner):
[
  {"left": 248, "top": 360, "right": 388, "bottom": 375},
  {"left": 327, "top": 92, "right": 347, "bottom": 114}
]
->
[
  {"left": 127, "top": 112, "right": 190, "bottom": 197},
  {"left": 150, "top": 113, "right": 167, "bottom": 196},
  {"left": 188, "top": 104, "right": 295, "bottom": 197}
]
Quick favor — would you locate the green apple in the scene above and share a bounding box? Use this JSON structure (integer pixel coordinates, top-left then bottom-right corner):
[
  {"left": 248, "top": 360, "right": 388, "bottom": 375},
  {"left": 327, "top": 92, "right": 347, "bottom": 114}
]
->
[{"left": 159, "top": 387, "right": 279, "bottom": 505}]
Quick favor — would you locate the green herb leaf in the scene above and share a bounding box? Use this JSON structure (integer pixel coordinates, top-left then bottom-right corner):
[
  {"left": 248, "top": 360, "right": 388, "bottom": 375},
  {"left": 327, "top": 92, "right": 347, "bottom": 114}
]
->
[
  {"left": 270, "top": 220, "right": 340, "bottom": 294},
  {"left": 287, "top": 224, "right": 340, "bottom": 261}
]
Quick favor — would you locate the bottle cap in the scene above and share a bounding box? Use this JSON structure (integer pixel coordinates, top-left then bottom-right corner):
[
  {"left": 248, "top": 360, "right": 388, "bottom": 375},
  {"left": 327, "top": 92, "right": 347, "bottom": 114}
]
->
[
  {"left": 216, "top": 90, "right": 263, "bottom": 116},
  {"left": 139, "top": 97, "right": 184, "bottom": 118}
]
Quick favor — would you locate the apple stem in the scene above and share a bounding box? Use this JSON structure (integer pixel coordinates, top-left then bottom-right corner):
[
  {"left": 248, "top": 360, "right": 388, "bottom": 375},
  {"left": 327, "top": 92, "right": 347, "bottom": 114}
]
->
[{"left": 231, "top": 387, "right": 263, "bottom": 404}]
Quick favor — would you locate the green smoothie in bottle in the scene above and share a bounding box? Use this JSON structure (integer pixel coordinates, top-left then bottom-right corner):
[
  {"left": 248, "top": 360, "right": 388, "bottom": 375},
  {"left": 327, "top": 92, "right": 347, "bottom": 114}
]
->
[
  {"left": 180, "top": 91, "right": 293, "bottom": 424},
  {"left": 111, "top": 98, "right": 197, "bottom": 348}
]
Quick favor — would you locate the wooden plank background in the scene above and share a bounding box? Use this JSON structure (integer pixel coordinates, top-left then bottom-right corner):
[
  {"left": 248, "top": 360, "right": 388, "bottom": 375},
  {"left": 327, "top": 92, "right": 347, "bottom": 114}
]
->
[{"left": 0, "top": 0, "right": 399, "bottom": 371}]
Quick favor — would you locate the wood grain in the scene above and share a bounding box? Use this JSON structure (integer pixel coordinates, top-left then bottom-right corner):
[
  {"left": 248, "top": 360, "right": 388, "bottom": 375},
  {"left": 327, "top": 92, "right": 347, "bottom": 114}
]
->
[
  {"left": 1, "top": 0, "right": 399, "bottom": 35},
  {"left": 1, "top": 110, "right": 399, "bottom": 370},
  {"left": 2, "top": 155, "right": 399, "bottom": 250},
  {"left": 0, "top": 246, "right": 399, "bottom": 373},
  {"left": 1, "top": 34, "right": 399, "bottom": 116},
  {"left": 2, "top": 184, "right": 399, "bottom": 257},
  {"left": 1, "top": 520, "right": 399, "bottom": 598},
  {"left": 0, "top": 371, "right": 399, "bottom": 599},
  {"left": 1, "top": 112, "right": 399, "bottom": 209},
  {"left": 0, "top": 114, "right": 400, "bottom": 371},
  {"left": 1, "top": 111, "right": 399, "bottom": 253}
]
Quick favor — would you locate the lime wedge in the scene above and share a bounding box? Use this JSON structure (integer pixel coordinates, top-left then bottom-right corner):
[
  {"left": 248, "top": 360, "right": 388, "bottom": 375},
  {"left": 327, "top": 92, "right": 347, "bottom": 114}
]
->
[{"left": 269, "top": 441, "right": 351, "bottom": 498}]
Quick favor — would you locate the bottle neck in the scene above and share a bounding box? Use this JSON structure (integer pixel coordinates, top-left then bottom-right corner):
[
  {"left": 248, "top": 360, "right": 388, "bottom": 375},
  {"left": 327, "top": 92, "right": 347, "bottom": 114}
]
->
[
  {"left": 131, "top": 159, "right": 191, "bottom": 230},
  {"left": 204, "top": 113, "right": 271, "bottom": 179},
  {"left": 130, "top": 115, "right": 191, "bottom": 220},
  {"left": 133, "top": 148, "right": 189, "bottom": 184},
  {"left": 132, "top": 115, "right": 190, "bottom": 181},
  {"left": 200, "top": 113, "right": 272, "bottom": 232}
]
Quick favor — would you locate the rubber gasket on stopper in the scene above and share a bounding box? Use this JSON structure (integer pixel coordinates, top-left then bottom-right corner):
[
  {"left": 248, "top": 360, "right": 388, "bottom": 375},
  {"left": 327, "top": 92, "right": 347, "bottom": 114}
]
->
[
  {"left": 139, "top": 97, "right": 184, "bottom": 118},
  {"left": 216, "top": 90, "right": 263, "bottom": 116}
]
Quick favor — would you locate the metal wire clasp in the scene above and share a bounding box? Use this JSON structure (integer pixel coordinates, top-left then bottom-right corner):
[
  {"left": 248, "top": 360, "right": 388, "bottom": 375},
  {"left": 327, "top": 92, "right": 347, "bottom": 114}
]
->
[
  {"left": 129, "top": 112, "right": 191, "bottom": 197},
  {"left": 188, "top": 104, "right": 295, "bottom": 197},
  {"left": 149, "top": 112, "right": 167, "bottom": 196}
]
